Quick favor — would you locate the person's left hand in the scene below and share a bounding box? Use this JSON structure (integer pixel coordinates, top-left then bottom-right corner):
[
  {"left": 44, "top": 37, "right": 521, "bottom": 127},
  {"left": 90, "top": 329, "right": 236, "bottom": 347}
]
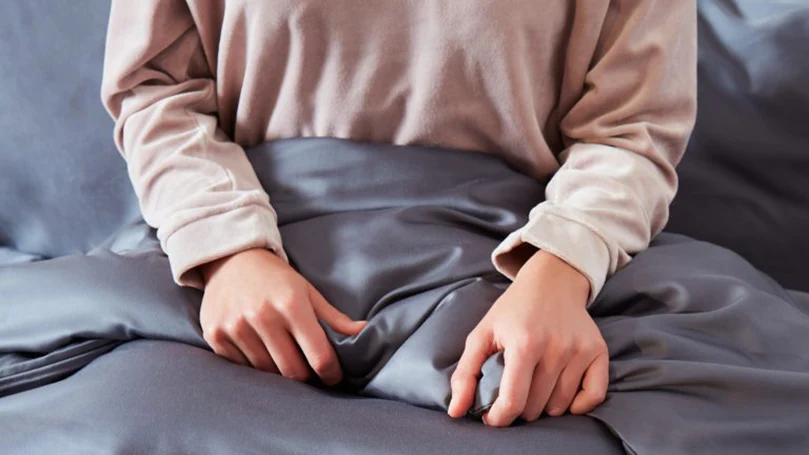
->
[{"left": 447, "top": 249, "right": 609, "bottom": 427}]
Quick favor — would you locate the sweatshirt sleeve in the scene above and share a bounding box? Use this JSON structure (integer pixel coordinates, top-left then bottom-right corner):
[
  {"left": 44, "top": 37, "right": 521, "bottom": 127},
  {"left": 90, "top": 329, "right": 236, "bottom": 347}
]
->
[
  {"left": 101, "top": 0, "right": 288, "bottom": 289},
  {"left": 491, "top": 0, "right": 698, "bottom": 305}
]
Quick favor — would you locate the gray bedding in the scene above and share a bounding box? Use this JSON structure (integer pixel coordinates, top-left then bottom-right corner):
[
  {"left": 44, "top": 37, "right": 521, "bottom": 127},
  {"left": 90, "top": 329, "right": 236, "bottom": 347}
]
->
[
  {"left": 667, "top": 0, "right": 809, "bottom": 292},
  {"left": 3, "top": 138, "right": 809, "bottom": 455},
  {"left": 2, "top": 0, "right": 809, "bottom": 454}
]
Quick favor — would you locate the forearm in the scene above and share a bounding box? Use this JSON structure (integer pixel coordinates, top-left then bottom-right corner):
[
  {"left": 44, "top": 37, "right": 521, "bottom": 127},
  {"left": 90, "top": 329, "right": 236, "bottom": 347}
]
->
[
  {"left": 101, "top": 0, "right": 288, "bottom": 288},
  {"left": 492, "top": 0, "right": 697, "bottom": 303}
]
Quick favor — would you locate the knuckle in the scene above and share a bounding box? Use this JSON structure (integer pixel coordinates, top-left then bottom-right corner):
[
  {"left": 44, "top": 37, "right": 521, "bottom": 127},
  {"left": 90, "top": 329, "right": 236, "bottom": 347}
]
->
[
  {"left": 243, "top": 307, "right": 266, "bottom": 326},
  {"left": 274, "top": 294, "right": 299, "bottom": 315},
  {"left": 549, "top": 339, "right": 573, "bottom": 360},
  {"left": 568, "top": 339, "right": 585, "bottom": 356},
  {"left": 592, "top": 338, "right": 609, "bottom": 355},
  {"left": 203, "top": 327, "right": 228, "bottom": 346},
  {"left": 309, "top": 353, "right": 336, "bottom": 375},
  {"left": 581, "top": 341, "right": 606, "bottom": 359},
  {"left": 451, "top": 370, "right": 468, "bottom": 383},
  {"left": 591, "top": 386, "right": 608, "bottom": 403},
  {"left": 230, "top": 316, "right": 251, "bottom": 335},
  {"left": 510, "top": 337, "right": 538, "bottom": 358},
  {"left": 464, "top": 332, "right": 482, "bottom": 349},
  {"left": 497, "top": 397, "right": 520, "bottom": 417},
  {"left": 578, "top": 389, "right": 606, "bottom": 410}
]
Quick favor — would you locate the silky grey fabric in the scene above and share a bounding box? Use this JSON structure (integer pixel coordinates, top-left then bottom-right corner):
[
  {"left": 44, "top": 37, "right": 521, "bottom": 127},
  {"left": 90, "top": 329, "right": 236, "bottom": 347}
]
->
[
  {"left": 0, "top": 1, "right": 139, "bottom": 258},
  {"left": 668, "top": 0, "right": 809, "bottom": 292},
  {"left": 0, "top": 138, "right": 623, "bottom": 454},
  {"left": 587, "top": 235, "right": 809, "bottom": 454},
  {"left": 2, "top": 1, "right": 809, "bottom": 453},
  {"left": 0, "top": 139, "right": 532, "bottom": 414},
  {"left": 0, "top": 340, "right": 624, "bottom": 455},
  {"left": 3, "top": 138, "right": 809, "bottom": 455}
]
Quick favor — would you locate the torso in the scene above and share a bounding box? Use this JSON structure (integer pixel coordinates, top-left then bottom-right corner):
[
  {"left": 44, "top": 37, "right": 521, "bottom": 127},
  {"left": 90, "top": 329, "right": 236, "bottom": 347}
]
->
[{"left": 187, "top": 0, "right": 606, "bottom": 178}]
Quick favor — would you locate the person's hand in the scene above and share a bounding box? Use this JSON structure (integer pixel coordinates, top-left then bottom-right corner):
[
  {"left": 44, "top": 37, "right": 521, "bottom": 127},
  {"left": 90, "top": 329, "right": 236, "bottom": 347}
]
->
[
  {"left": 198, "top": 248, "right": 367, "bottom": 386},
  {"left": 447, "top": 250, "right": 608, "bottom": 426}
]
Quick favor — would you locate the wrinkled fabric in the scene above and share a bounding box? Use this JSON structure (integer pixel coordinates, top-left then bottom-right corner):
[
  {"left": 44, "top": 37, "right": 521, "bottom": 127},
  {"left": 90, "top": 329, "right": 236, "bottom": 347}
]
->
[
  {"left": 3, "top": 138, "right": 809, "bottom": 455},
  {"left": 100, "top": 0, "right": 697, "bottom": 300},
  {"left": 2, "top": 1, "right": 809, "bottom": 454},
  {"left": 668, "top": 0, "right": 809, "bottom": 292},
  {"left": 0, "top": 340, "right": 626, "bottom": 455}
]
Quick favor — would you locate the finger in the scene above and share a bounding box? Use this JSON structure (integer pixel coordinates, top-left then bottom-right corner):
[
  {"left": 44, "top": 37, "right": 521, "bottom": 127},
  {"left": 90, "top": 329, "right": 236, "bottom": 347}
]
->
[
  {"left": 484, "top": 345, "right": 538, "bottom": 427},
  {"left": 520, "top": 357, "right": 563, "bottom": 422},
  {"left": 569, "top": 353, "right": 609, "bottom": 415},
  {"left": 310, "top": 286, "right": 367, "bottom": 336},
  {"left": 252, "top": 316, "right": 312, "bottom": 382},
  {"left": 543, "top": 357, "right": 590, "bottom": 417},
  {"left": 448, "top": 331, "right": 492, "bottom": 418},
  {"left": 289, "top": 303, "right": 344, "bottom": 386},
  {"left": 209, "top": 335, "right": 250, "bottom": 367},
  {"left": 228, "top": 320, "right": 279, "bottom": 373}
]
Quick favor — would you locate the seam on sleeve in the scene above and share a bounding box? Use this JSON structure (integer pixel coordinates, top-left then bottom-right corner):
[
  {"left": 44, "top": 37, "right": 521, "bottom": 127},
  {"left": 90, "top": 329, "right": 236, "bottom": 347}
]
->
[
  {"left": 162, "top": 198, "right": 273, "bottom": 246},
  {"left": 182, "top": 82, "right": 237, "bottom": 193},
  {"left": 537, "top": 202, "right": 615, "bottom": 256}
]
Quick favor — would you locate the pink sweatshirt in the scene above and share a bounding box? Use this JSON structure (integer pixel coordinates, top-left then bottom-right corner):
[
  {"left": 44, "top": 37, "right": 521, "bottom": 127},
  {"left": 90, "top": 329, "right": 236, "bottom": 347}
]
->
[{"left": 101, "top": 0, "right": 697, "bottom": 303}]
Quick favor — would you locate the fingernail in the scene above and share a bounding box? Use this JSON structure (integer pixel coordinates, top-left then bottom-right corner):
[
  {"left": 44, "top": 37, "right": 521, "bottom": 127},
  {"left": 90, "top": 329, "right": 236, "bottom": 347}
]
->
[{"left": 549, "top": 407, "right": 563, "bottom": 416}]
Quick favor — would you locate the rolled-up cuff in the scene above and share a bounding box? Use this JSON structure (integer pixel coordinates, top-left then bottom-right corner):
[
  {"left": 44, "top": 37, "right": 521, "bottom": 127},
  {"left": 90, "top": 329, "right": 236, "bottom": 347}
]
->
[
  {"left": 491, "top": 208, "right": 611, "bottom": 307},
  {"left": 160, "top": 204, "right": 288, "bottom": 289}
]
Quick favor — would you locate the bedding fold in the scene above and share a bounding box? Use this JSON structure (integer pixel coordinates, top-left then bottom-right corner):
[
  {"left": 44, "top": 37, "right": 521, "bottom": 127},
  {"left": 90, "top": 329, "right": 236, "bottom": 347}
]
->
[{"left": 2, "top": 137, "right": 809, "bottom": 455}]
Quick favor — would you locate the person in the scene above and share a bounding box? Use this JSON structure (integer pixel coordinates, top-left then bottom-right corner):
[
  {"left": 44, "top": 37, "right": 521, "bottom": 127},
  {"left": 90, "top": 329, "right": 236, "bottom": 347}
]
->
[{"left": 101, "top": 0, "right": 697, "bottom": 427}]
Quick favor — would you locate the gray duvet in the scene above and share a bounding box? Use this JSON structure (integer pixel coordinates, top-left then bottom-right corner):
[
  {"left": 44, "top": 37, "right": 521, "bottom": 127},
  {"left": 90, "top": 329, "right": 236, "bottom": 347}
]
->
[{"left": 2, "top": 138, "right": 809, "bottom": 455}]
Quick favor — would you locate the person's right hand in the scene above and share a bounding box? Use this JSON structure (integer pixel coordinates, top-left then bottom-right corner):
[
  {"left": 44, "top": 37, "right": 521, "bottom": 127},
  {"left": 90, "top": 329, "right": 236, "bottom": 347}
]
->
[{"left": 198, "top": 248, "right": 366, "bottom": 386}]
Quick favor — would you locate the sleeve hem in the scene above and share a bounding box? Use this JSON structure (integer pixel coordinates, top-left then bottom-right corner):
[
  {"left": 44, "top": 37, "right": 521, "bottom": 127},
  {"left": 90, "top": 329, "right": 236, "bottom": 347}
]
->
[
  {"left": 491, "top": 209, "right": 611, "bottom": 307},
  {"left": 161, "top": 204, "right": 288, "bottom": 289}
]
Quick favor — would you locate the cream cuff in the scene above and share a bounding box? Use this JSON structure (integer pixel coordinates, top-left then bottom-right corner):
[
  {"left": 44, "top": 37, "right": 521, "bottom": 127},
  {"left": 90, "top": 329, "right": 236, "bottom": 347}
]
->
[
  {"left": 491, "top": 205, "right": 611, "bottom": 307},
  {"left": 161, "top": 204, "right": 288, "bottom": 289}
]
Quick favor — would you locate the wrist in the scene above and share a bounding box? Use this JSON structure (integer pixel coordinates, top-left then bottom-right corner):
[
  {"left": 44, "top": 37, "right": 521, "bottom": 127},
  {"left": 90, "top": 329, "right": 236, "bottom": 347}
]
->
[
  {"left": 517, "top": 250, "right": 591, "bottom": 304},
  {"left": 198, "top": 255, "right": 228, "bottom": 286},
  {"left": 199, "top": 247, "right": 276, "bottom": 285}
]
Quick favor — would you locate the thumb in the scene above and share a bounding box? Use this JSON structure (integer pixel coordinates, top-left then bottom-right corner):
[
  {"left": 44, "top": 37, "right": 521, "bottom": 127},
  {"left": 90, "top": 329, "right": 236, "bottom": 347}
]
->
[
  {"left": 309, "top": 285, "right": 367, "bottom": 336},
  {"left": 448, "top": 329, "right": 491, "bottom": 418}
]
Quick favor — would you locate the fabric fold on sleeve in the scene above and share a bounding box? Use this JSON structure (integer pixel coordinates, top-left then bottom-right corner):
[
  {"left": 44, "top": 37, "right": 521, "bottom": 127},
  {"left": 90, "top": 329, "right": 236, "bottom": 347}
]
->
[
  {"left": 492, "top": 201, "right": 612, "bottom": 307},
  {"left": 163, "top": 204, "right": 287, "bottom": 289},
  {"left": 492, "top": 0, "right": 697, "bottom": 305},
  {"left": 101, "top": 0, "right": 288, "bottom": 289}
]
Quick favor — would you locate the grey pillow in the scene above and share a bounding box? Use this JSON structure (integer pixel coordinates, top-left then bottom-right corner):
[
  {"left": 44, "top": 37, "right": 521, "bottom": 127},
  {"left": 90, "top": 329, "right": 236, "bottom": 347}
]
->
[
  {"left": 668, "top": 0, "right": 809, "bottom": 292},
  {"left": 0, "top": 1, "right": 138, "bottom": 259}
]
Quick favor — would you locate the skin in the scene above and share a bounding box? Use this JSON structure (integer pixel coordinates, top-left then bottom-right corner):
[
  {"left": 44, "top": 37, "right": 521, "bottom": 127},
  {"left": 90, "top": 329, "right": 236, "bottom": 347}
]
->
[
  {"left": 199, "top": 248, "right": 367, "bottom": 386},
  {"left": 200, "top": 247, "right": 608, "bottom": 426},
  {"left": 447, "top": 249, "right": 609, "bottom": 426}
]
